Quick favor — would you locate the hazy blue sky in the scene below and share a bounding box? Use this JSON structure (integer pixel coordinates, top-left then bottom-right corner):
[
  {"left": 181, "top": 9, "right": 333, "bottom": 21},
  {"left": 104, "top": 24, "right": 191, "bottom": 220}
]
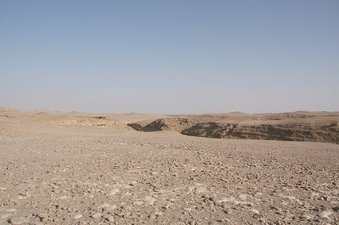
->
[{"left": 1, "top": 0, "right": 338, "bottom": 114}]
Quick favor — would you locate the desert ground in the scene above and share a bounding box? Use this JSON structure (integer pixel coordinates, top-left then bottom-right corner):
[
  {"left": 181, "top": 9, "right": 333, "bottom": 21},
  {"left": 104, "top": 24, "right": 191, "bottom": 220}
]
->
[{"left": 0, "top": 108, "right": 338, "bottom": 225}]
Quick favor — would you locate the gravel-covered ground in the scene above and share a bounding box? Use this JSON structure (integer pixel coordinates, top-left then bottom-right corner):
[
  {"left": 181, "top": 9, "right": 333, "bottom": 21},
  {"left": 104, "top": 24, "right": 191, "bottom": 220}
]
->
[{"left": 0, "top": 117, "right": 338, "bottom": 225}]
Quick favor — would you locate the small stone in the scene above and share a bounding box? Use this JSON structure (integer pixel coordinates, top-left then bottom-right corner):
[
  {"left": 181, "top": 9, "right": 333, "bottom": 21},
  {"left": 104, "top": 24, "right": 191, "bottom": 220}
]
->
[
  {"left": 133, "top": 201, "right": 143, "bottom": 206},
  {"left": 271, "top": 206, "right": 281, "bottom": 211},
  {"left": 74, "top": 214, "right": 83, "bottom": 219},
  {"left": 189, "top": 220, "right": 196, "bottom": 225},
  {"left": 17, "top": 194, "right": 27, "bottom": 200},
  {"left": 105, "top": 215, "right": 114, "bottom": 222},
  {"left": 242, "top": 201, "right": 253, "bottom": 206},
  {"left": 129, "top": 181, "right": 138, "bottom": 186},
  {"left": 189, "top": 184, "right": 207, "bottom": 195},
  {"left": 35, "top": 213, "right": 47, "bottom": 221},
  {"left": 302, "top": 214, "right": 313, "bottom": 220},
  {"left": 1, "top": 214, "right": 11, "bottom": 220},
  {"left": 320, "top": 210, "right": 333, "bottom": 219},
  {"left": 239, "top": 194, "right": 248, "bottom": 201},
  {"left": 107, "top": 204, "right": 117, "bottom": 211},
  {"left": 5, "top": 209, "right": 17, "bottom": 213},
  {"left": 330, "top": 200, "right": 339, "bottom": 205},
  {"left": 109, "top": 188, "right": 119, "bottom": 196},
  {"left": 218, "top": 196, "right": 236, "bottom": 204},
  {"left": 251, "top": 209, "right": 260, "bottom": 214},
  {"left": 223, "top": 208, "right": 232, "bottom": 214},
  {"left": 143, "top": 196, "right": 156, "bottom": 205},
  {"left": 10, "top": 216, "right": 28, "bottom": 224},
  {"left": 91, "top": 212, "right": 102, "bottom": 219},
  {"left": 59, "top": 195, "right": 68, "bottom": 200},
  {"left": 163, "top": 203, "right": 172, "bottom": 209},
  {"left": 97, "top": 203, "right": 110, "bottom": 209},
  {"left": 149, "top": 214, "right": 156, "bottom": 220}
]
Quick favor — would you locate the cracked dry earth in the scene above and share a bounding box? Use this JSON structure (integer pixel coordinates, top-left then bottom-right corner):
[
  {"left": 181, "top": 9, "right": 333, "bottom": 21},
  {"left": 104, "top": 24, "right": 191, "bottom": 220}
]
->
[{"left": 0, "top": 119, "right": 339, "bottom": 225}]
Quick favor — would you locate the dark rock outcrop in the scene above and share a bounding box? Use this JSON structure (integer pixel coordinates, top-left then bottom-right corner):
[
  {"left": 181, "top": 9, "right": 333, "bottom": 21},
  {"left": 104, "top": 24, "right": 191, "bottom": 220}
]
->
[
  {"left": 142, "top": 119, "right": 170, "bottom": 132},
  {"left": 128, "top": 118, "right": 193, "bottom": 132},
  {"left": 127, "top": 123, "right": 143, "bottom": 131},
  {"left": 181, "top": 122, "right": 339, "bottom": 144}
]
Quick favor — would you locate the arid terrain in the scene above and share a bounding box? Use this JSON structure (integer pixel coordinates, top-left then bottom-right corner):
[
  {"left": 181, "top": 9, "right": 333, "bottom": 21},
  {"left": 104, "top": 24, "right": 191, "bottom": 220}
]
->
[{"left": 0, "top": 108, "right": 338, "bottom": 225}]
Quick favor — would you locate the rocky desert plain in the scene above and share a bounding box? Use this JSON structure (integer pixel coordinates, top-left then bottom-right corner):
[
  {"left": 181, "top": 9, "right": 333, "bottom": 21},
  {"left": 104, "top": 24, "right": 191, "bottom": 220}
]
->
[{"left": 0, "top": 107, "right": 338, "bottom": 225}]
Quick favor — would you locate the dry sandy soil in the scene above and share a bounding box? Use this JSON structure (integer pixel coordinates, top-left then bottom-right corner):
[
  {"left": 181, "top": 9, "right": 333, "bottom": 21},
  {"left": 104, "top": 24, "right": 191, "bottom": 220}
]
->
[{"left": 0, "top": 108, "right": 338, "bottom": 225}]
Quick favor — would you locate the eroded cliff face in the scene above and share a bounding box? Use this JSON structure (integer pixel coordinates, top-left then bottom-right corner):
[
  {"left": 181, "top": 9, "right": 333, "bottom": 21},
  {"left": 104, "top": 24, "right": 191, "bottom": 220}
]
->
[
  {"left": 180, "top": 122, "right": 339, "bottom": 144},
  {"left": 127, "top": 112, "right": 339, "bottom": 144}
]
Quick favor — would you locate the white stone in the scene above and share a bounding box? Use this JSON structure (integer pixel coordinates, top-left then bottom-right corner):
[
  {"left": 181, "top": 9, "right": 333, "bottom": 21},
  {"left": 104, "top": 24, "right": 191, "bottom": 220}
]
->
[
  {"left": 4, "top": 208, "right": 17, "bottom": 213},
  {"left": 105, "top": 215, "right": 114, "bottom": 222},
  {"left": 0, "top": 214, "right": 12, "bottom": 220},
  {"left": 10, "top": 216, "right": 28, "bottom": 225},
  {"left": 251, "top": 209, "right": 260, "bottom": 214},
  {"left": 109, "top": 188, "right": 119, "bottom": 196},
  {"left": 239, "top": 194, "right": 248, "bottom": 201},
  {"left": 92, "top": 212, "right": 102, "bottom": 219},
  {"left": 143, "top": 196, "right": 156, "bottom": 205},
  {"left": 74, "top": 214, "right": 83, "bottom": 219},
  {"left": 97, "top": 203, "right": 110, "bottom": 209},
  {"left": 320, "top": 210, "right": 333, "bottom": 219}
]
